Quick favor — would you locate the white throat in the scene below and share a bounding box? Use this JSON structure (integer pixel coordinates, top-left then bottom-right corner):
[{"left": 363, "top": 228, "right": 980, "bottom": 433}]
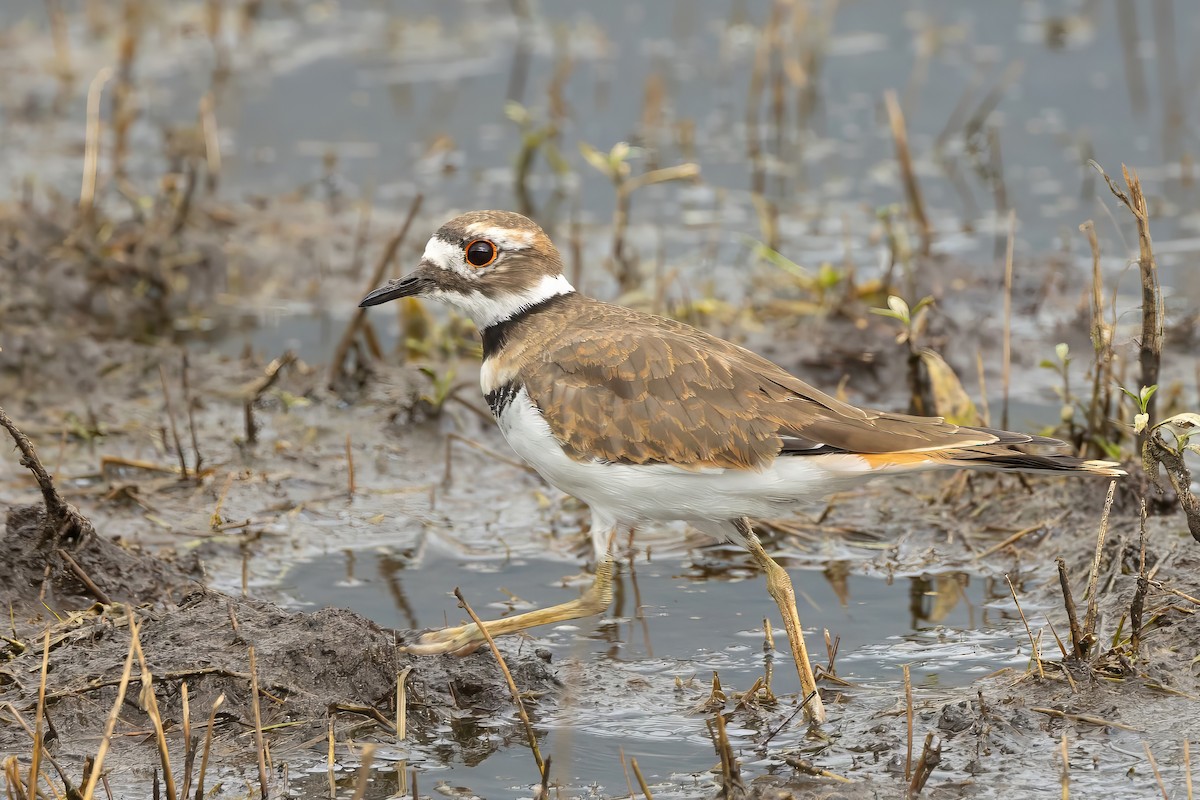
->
[{"left": 433, "top": 273, "right": 575, "bottom": 330}]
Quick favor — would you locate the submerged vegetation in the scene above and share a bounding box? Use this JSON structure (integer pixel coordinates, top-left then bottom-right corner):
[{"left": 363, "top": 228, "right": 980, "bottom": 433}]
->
[{"left": 1, "top": 1, "right": 1199, "bottom": 798}]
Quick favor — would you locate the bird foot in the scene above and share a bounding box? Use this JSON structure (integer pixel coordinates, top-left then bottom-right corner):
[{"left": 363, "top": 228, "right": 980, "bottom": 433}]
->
[{"left": 400, "top": 624, "right": 486, "bottom": 656}]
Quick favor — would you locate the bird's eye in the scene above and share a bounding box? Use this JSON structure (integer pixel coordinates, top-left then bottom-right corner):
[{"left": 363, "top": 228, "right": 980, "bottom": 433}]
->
[{"left": 465, "top": 240, "right": 498, "bottom": 268}]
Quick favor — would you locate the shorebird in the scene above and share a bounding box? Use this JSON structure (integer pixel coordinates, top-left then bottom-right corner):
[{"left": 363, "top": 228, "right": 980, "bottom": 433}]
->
[{"left": 360, "top": 210, "right": 1122, "bottom": 723}]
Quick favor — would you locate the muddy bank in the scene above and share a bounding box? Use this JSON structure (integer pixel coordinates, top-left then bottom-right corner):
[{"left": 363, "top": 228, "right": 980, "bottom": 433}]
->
[{"left": 0, "top": 498, "right": 559, "bottom": 783}]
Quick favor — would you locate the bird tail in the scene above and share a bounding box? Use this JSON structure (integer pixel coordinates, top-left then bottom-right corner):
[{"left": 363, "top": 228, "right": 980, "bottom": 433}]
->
[{"left": 930, "top": 445, "right": 1125, "bottom": 477}]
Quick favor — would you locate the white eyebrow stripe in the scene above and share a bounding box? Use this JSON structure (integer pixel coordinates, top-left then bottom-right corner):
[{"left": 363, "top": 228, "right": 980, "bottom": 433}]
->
[
  {"left": 422, "top": 237, "right": 461, "bottom": 270},
  {"left": 463, "top": 224, "right": 534, "bottom": 250}
]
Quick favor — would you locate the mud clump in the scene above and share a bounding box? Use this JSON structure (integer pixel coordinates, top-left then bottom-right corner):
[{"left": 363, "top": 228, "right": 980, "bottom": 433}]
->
[{"left": 0, "top": 502, "right": 560, "bottom": 771}]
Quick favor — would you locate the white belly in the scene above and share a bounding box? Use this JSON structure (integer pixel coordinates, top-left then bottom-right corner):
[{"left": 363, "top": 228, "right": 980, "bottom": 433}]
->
[{"left": 494, "top": 387, "right": 874, "bottom": 525}]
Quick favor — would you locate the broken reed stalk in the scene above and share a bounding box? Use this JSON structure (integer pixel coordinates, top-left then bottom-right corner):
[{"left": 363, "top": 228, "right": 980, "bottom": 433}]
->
[
  {"left": 1000, "top": 208, "right": 1016, "bottom": 431},
  {"left": 199, "top": 92, "right": 221, "bottom": 192},
  {"left": 1130, "top": 499, "right": 1150, "bottom": 658},
  {"left": 396, "top": 666, "right": 412, "bottom": 743},
  {"left": 248, "top": 646, "right": 270, "bottom": 799},
  {"left": 630, "top": 757, "right": 654, "bottom": 800},
  {"left": 1079, "top": 220, "right": 1113, "bottom": 456},
  {"left": 131, "top": 621, "right": 178, "bottom": 800},
  {"left": 80, "top": 66, "right": 115, "bottom": 217},
  {"left": 194, "top": 690, "right": 225, "bottom": 800},
  {"left": 612, "top": 163, "right": 700, "bottom": 292},
  {"left": 708, "top": 710, "right": 743, "bottom": 799},
  {"left": 1082, "top": 480, "right": 1118, "bottom": 640},
  {"left": 1056, "top": 557, "right": 1088, "bottom": 660},
  {"left": 884, "top": 89, "right": 932, "bottom": 256},
  {"left": 81, "top": 610, "right": 138, "bottom": 800},
  {"left": 349, "top": 744, "right": 376, "bottom": 800},
  {"left": 1185, "top": 739, "right": 1193, "bottom": 800},
  {"left": 1060, "top": 732, "right": 1069, "bottom": 800},
  {"left": 1143, "top": 741, "right": 1169, "bottom": 800},
  {"left": 453, "top": 588, "right": 544, "bottom": 772},
  {"left": 179, "top": 683, "right": 194, "bottom": 800},
  {"left": 159, "top": 364, "right": 189, "bottom": 480},
  {"left": 1006, "top": 574, "right": 1045, "bottom": 679},
  {"left": 181, "top": 353, "right": 203, "bottom": 475},
  {"left": 327, "top": 715, "right": 336, "bottom": 798},
  {"left": 330, "top": 192, "right": 423, "bottom": 388},
  {"left": 28, "top": 629, "right": 50, "bottom": 798},
  {"left": 907, "top": 732, "right": 941, "bottom": 797},
  {"left": 0, "top": 403, "right": 95, "bottom": 544},
  {"left": 904, "top": 663, "right": 913, "bottom": 782},
  {"left": 1094, "top": 162, "right": 1163, "bottom": 427}
]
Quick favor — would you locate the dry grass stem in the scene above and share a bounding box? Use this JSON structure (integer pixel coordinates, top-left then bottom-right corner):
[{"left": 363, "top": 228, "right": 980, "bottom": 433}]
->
[
  {"left": 193, "top": 693, "right": 225, "bottom": 800},
  {"left": 1060, "top": 732, "right": 1069, "bottom": 800},
  {"left": 349, "top": 744, "right": 376, "bottom": 800},
  {"left": 454, "top": 588, "right": 544, "bottom": 772},
  {"left": 1185, "top": 738, "right": 1193, "bottom": 800},
  {"left": 630, "top": 757, "right": 654, "bottom": 800},
  {"left": 906, "top": 731, "right": 941, "bottom": 797},
  {"left": 1006, "top": 574, "right": 1044, "bottom": 679},
  {"left": 331, "top": 192, "right": 424, "bottom": 388},
  {"left": 80, "top": 66, "right": 115, "bottom": 215},
  {"left": 1056, "top": 557, "right": 1088, "bottom": 659},
  {"left": 974, "top": 511, "right": 1067, "bottom": 560},
  {"left": 884, "top": 90, "right": 931, "bottom": 256},
  {"left": 1143, "top": 741, "right": 1168, "bottom": 800},
  {"left": 904, "top": 663, "right": 913, "bottom": 782},
  {"left": 1093, "top": 162, "right": 1162, "bottom": 424},
  {"left": 27, "top": 629, "right": 50, "bottom": 797},
  {"left": 1000, "top": 208, "right": 1015, "bottom": 430},
  {"left": 396, "top": 666, "right": 412, "bottom": 743},
  {"left": 131, "top": 621, "right": 177, "bottom": 800},
  {"left": 1030, "top": 707, "right": 1140, "bottom": 731},
  {"left": 82, "top": 612, "right": 138, "bottom": 800},
  {"left": 1083, "top": 480, "right": 1118, "bottom": 639},
  {"left": 248, "top": 646, "right": 270, "bottom": 798}
]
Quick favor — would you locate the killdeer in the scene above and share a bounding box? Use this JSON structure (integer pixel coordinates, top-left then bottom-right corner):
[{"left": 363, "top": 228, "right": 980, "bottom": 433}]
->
[{"left": 361, "top": 210, "right": 1123, "bottom": 724}]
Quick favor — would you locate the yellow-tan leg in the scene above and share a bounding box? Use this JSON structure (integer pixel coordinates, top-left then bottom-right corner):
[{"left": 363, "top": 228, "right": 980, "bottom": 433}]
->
[
  {"left": 402, "top": 558, "right": 617, "bottom": 656},
  {"left": 739, "top": 519, "right": 826, "bottom": 724}
]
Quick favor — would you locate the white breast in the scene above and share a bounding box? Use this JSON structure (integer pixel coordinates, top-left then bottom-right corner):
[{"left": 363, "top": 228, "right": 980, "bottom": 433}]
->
[{"left": 494, "top": 387, "right": 877, "bottom": 527}]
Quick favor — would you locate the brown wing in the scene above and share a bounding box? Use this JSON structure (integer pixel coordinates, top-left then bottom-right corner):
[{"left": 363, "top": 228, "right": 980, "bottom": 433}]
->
[{"left": 520, "top": 305, "right": 1047, "bottom": 470}]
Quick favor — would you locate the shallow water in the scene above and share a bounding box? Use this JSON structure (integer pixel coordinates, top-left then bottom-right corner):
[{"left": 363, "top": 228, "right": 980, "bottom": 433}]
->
[{"left": 286, "top": 552, "right": 1029, "bottom": 797}]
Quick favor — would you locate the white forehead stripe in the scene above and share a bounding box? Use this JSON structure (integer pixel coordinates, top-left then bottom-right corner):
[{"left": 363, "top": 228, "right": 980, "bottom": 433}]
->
[{"left": 422, "top": 236, "right": 461, "bottom": 270}]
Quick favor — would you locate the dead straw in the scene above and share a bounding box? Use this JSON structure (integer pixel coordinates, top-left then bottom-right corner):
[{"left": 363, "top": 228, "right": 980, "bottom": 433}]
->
[
  {"left": 630, "top": 757, "right": 654, "bottom": 800},
  {"left": 396, "top": 666, "right": 412, "bottom": 743},
  {"left": 1185, "top": 739, "right": 1193, "bottom": 800},
  {"left": 27, "top": 629, "right": 50, "bottom": 797},
  {"left": 1056, "top": 558, "right": 1088, "bottom": 660},
  {"left": 249, "top": 646, "right": 270, "bottom": 798},
  {"left": 884, "top": 89, "right": 931, "bottom": 256},
  {"left": 81, "top": 611, "right": 137, "bottom": 800},
  {"left": 1082, "top": 480, "right": 1118, "bottom": 641},
  {"left": 454, "top": 588, "right": 544, "bottom": 772},
  {"left": 80, "top": 66, "right": 114, "bottom": 216},
  {"left": 1142, "top": 741, "right": 1168, "bottom": 800},
  {"left": 1006, "top": 574, "right": 1045, "bottom": 679},
  {"left": 330, "top": 193, "right": 423, "bottom": 388},
  {"left": 349, "top": 744, "right": 376, "bottom": 800},
  {"left": 193, "top": 693, "right": 225, "bottom": 800},
  {"left": 906, "top": 731, "right": 940, "bottom": 797},
  {"left": 1060, "top": 732, "right": 1069, "bottom": 800},
  {"left": 131, "top": 620, "right": 178, "bottom": 800},
  {"left": 1000, "top": 208, "right": 1015, "bottom": 431},
  {"left": 903, "top": 663, "right": 913, "bottom": 782},
  {"left": 159, "top": 364, "right": 189, "bottom": 480},
  {"left": 1093, "top": 162, "right": 1162, "bottom": 427}
]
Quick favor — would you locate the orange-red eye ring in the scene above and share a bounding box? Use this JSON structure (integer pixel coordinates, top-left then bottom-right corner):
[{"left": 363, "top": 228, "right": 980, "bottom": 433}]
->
[{"left": 464, "top": 239, "right": 498, "bottom": 268}]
